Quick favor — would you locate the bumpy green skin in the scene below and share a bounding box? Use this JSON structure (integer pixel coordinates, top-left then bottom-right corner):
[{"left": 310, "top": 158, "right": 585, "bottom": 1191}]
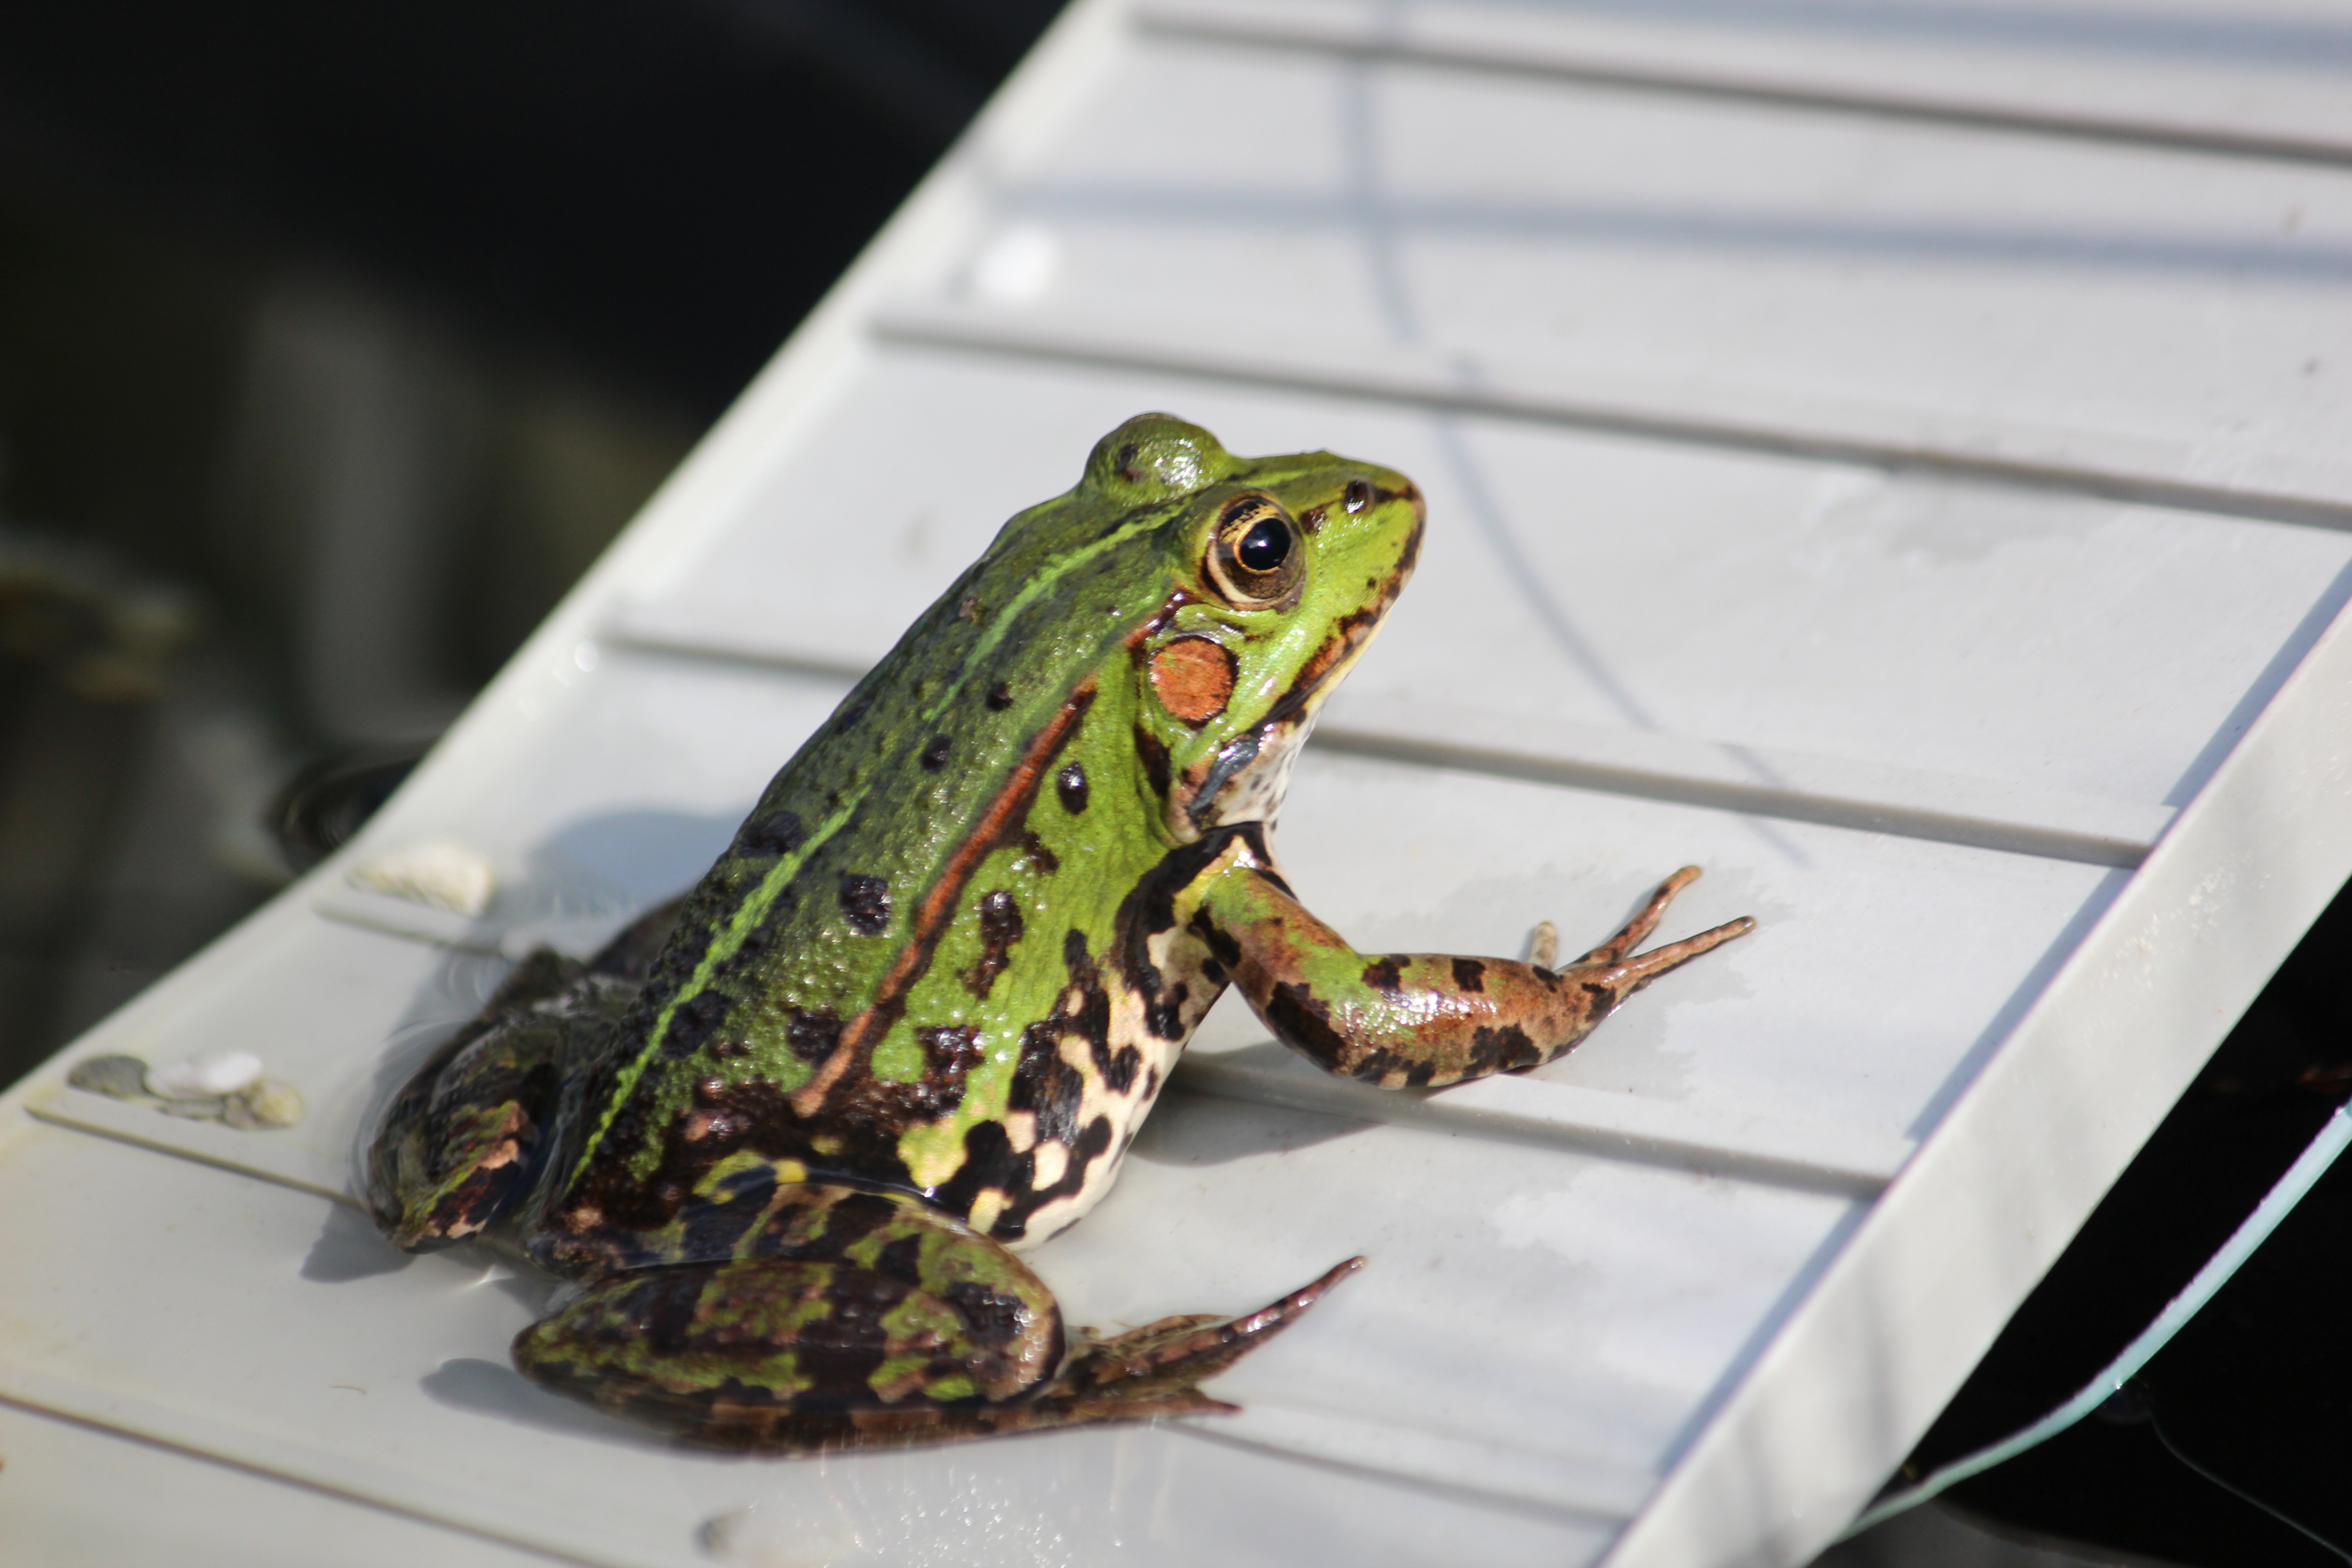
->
[
  {"left": 367, "top": 414, "right": 1752, "bottom": 1451},
  {"left": 517, "top": 1183, "right": 1063, "bottom": 1443}
]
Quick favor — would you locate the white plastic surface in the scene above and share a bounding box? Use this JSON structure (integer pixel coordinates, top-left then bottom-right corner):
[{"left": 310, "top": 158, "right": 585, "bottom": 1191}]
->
[{"left": 6, "top": 2, "right": 2352, "bottom": 1564}]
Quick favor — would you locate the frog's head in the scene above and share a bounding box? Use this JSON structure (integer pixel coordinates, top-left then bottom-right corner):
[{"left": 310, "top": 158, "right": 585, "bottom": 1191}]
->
[{"left": 1093, "top": 414, "right": 1425, "bottom": 841}]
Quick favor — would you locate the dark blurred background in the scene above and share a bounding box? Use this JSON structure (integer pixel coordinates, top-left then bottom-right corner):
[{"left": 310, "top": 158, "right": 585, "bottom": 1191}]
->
[{"left": 0, "top": 0, "right": 1067, "bottom": 1090}]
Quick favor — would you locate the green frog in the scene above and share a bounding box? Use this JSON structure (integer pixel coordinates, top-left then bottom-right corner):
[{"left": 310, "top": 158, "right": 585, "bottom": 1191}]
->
[{"left": 368, "top": 414, "right": 1752, "bottom": 1451}]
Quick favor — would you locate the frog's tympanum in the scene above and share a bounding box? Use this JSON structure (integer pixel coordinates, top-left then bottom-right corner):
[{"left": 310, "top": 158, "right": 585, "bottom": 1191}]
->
[{"left": 368, "top": 415, "right": 1754, "bottom": 1452}]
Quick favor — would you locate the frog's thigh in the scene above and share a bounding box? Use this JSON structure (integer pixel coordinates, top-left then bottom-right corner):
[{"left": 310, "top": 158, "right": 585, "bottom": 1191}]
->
[
  {"left": 514, "top": 1184, "right": 1063, "bottom": 1446},
  {"left": 369, "top": 957, "right": 581, "bottom": 1251}
]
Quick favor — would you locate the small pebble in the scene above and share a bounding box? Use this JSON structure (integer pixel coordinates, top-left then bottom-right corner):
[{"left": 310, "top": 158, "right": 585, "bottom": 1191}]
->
[
  {"left": 66, "top": 1049, "right": 301, "bottom": 1132},
  {"left": 67, "top": 1054, "right": 152, "bottom": 1100},
  {"left": 225, "top": 1078, "right": 305, "bottom": 1130},
  {"left": 149, "top": 1051, "right": 265, "bottom": 1098},
  {"left": 350, "top": 839, "right": 497, "bottom": 918}
]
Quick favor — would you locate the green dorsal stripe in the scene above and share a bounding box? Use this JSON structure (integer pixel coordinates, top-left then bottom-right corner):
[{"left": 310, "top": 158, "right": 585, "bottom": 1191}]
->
[{"left": 565, "top": 500, "right": 1181, "bottom": 1185}]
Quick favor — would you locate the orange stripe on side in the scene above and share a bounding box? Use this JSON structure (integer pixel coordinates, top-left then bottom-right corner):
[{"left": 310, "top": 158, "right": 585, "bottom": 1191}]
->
[{"left": 789, "top": 683, "right": 1099, "bottom": 1117}]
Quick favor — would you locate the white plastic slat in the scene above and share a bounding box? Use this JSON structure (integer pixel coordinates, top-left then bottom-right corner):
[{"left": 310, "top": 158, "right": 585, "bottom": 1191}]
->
[
  {"left": 1604, "top": 527, "right": 2352, "bottom": 1568},
  {"left": 0, "top": 1402, "right": 557, "bottom": 1568},
  {"left": 886, "top": 22, "right": 2352, "bottom": 520},
  {"left": 0, "top": 1088, "right": 1812, "bottom": 1562},
  {"left": 72, "top": 646, "right": 2107, "bottom": 1178},
  {"left": 1141, "top": 0, "right": 2352, "bottom": 166}
]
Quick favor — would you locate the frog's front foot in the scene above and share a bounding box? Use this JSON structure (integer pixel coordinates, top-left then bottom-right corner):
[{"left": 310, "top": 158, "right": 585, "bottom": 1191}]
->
[
  {"left": 1200, "top": 853, "right": 1754, "bottom": 1088},
  {"left": 1559, "top": 864, "right": 1754, "bottom": 992}
]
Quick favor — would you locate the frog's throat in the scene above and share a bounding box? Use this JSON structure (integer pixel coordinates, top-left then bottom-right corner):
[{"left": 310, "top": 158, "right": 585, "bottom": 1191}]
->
[
  {"left": 564, "top": 498, "right": 1181, "bottom": 1192},
  {"left": 1172, "top": 588, "right": 1395, "bottom": 837},
  {"left": 1181, "top": 713, "right": 1313, "bottom": 836}
]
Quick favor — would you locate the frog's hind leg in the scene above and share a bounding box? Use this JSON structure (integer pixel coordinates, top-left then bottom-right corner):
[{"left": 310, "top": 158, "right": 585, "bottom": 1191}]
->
[
  {"left": 995, "top": 1255, "right": 1365, "bottom": 1437},
  {"left": 512, "top": 1183, "right": 1361, "bottom": 1453},
  {"left": 368, "top": 948, "right": 583, "bottom": 1251},
  {"left": 370, "top": 903, "right": 682, "bottom": 1251}
]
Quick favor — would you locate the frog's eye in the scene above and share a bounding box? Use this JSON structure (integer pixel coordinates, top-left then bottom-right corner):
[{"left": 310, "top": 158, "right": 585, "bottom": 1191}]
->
[{"left": 1206, "top": 493, "right": 1303, "bottom": 606}]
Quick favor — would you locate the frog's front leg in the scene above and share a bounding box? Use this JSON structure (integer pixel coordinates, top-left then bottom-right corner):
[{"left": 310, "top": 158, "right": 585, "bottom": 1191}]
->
[
  {"left": 1191, "top": 846, "right": 1753, "bottom": 1088},
  {"left": 514, "top": 1183, "right": 1360, "bottom": 1452}
]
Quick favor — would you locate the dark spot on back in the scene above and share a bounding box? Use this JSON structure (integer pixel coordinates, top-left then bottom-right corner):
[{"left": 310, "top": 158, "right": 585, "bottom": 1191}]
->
[
  {"left": 788, "top": 1009, "right": 843, "bottom": 1064},
  {"left": 922, "top": 1024, "right": 983, "bottom": 1079},
  {"left": 920, "top": 735, "right": 952, "bottom": 772},
  {"left": 965, "top": 891, "right": 1026, "bottom": 997},
  {"left": 1057, "top": 762, "right": 1089, "bottom": 813},
  {"left": 1362, "top": 956, "right": 1404, "bottom": 995},
  {"left": 735, "top": 809, "right": 804, "bottom": 858},
  {"left": 1019, "top": 828, "right": 1060, "bottom": 875},
  {"left": 664, "top": 990, "right": 733, "bottom": 1058},
  {"left": 833, "top": 699, "right": 872, "bottom": 735},
  {"left": 985, "top": 680, "right": 1014, "bottom": 711},
  {"left": 913, "top": 1025, "right": 985, "bottom": 1116},
  {"left": 839, "top": 873, "right": 891, "bottom": 935},
  {"left": 1451, "top": 957, "right": 1487, "bottom": 992}
]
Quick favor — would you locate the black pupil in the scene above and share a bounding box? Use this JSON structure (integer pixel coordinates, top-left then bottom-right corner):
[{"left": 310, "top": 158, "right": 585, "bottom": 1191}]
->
[{"left": 1237, "top": 518, "right": 1291, "bottom": 573}]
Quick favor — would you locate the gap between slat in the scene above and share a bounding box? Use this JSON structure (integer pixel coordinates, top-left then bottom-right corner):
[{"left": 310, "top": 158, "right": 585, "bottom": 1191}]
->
[
  {"left": 1137, "top": 0, "right": 2352, "bottom": 172},
  {"left": 603, "top": 624, "right": 2170, "bottom": 867},
  {"left": 868, "top": 304, "right": 2352, "bottom": 536}
]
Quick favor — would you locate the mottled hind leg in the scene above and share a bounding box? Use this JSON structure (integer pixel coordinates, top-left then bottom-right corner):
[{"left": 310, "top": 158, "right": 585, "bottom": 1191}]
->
[
  {"left": 514, "top": 1182, "right": 1361, "bottom": 1453},
  {"left": 368, "top": 899, "right": 684, "bottom": 1250},
  {"left": 947, "top": 1255, "right": 1365, "bottom": 1441},
  {"left": 367, "top": 948, "right": 582, "bottom": 1250}
]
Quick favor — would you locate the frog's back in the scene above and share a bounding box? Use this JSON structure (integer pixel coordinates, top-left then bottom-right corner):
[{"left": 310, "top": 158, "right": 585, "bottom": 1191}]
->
[{"left": 533, "top": 419, "right": 1312, "bottom": 1269}]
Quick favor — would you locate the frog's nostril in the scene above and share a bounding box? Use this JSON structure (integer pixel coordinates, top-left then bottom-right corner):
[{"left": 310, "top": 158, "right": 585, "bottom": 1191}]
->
[{"left": 1344, "top": 479, "right": 1374, "bottom": 514}]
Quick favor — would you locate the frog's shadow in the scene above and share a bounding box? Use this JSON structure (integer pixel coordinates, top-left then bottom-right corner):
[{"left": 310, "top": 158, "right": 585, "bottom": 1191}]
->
[{"left": 420, "top": 1357, "right": 681, "bottom": 1450}]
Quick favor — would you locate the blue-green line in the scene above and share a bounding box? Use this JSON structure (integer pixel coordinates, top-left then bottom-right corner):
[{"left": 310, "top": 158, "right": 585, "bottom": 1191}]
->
[{"left": 1841, "top": 1103, "right": 2352, "bottom": 1540}]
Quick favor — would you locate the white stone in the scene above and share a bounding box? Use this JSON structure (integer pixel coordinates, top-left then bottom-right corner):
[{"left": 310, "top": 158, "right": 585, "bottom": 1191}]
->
[
  {"left": 147, "top": 1051, "right": 264, "bottom": 1099},
  {"left": 348, "top": 839, "right": 496, "bottom": 918}
]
